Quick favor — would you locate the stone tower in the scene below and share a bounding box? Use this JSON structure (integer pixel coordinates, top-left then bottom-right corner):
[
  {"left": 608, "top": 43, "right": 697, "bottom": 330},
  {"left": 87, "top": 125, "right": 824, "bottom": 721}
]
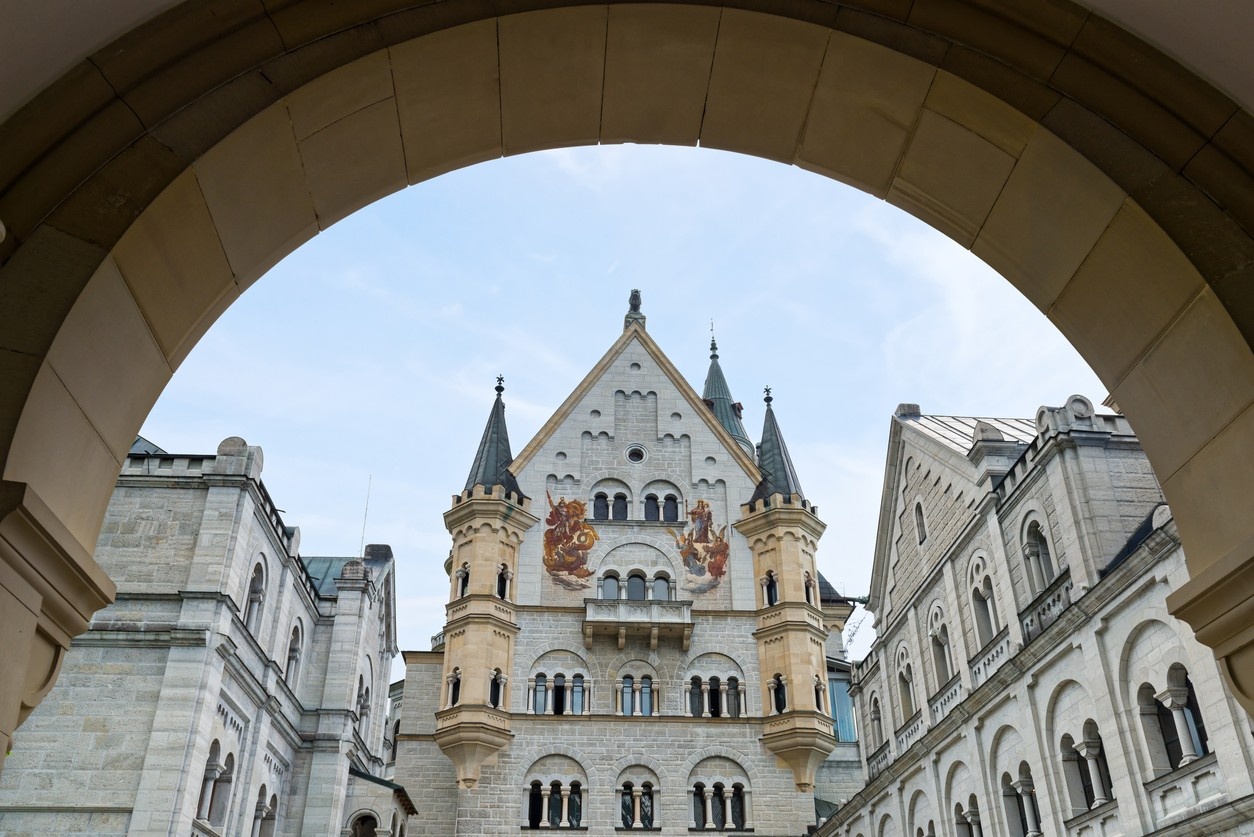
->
[
  {"left": 734, "top": 390, "right": 835, "bottom": 791},
  {"left": 435, "top": 379, "right": 539, "bottom": 788}
]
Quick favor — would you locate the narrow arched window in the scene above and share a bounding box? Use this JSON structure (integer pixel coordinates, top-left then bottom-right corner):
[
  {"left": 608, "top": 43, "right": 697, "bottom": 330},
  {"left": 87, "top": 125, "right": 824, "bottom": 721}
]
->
[
  {"left": 569, "top": 782, "right": 583, "bottom": 828},
  {"left": 972, "top": 576, "right": 997, "bottom": 647},
  {"left": 653, "top": 576, "right": 670, "bottom": 601},
  {"left": 593, "top": 493, "right": 609, "bottom": 520},
  {"left": 709, "top": 676, "right": 722, "bottom": 717},
  {"left": 932, "top": 625, "right": 951, "bottom": 684},
  {"left": 572, "top": 674, "right": 585, "bottom": 715},
  {"left": 641, "top": 676, "right": 653, "bottom": 716},
  {"left": 804, "top": 571, "right": 814, "bottom": 605},
  {"left": 731, "top": 785, "right": 747, "bottom": 830},
  {"left": 496, "top": 564, "right": 509, "bottom": 599},
  {"left": 602, "top": 575, "right": 620, "bottom": 600},
  {"left": 644, "top": 494, "right": 660, "bottom": 521},
  {"left": 457, "top": 563, "right": 469, "bottom": 598},
  {"left": 209, "top": 752, "right": 234, "bottom": 826},
  {"left": 612, "top": 493, "right": 628, "bottom": 520},
  {"left": 689, "top": 676, "right": 703, "bottom": 717},
  {"left": 640, "top": 783, "right": 655, "bottom": 828},
  {"left": 871, "top": 697, "right": 883, "bottom": 748},
  {"left": 533, "top": 674, "right": 547, "bottom": 715},
  {"left": 196, "top": 740, "right": 222, "bottom": 822},
  {"left": 727, "top": 676, "right": 741, "bottom": 718},
  {"left": 553, "top": 674, "right": 566, "bottom": 715},
  {"left": 773, "top": 674, "right": 787, "bottom": 713},
  {"left": 527, "top": 782, "right": 543, "bottom": 829},
  {"left": 915, "top": 502, "right": 927, "bottom": 543},
  {"left": 765, "top": 571, "right": 779, "bottom": 606},
  {"left": 898, "top": 664, "right": 915, "bottom": 719},
  {"left": 488, "top": 669, "right": 502, "bottom": 708},
  {"left": 621, "top": 782, "right": 634, "bottom": 828},
  {"left": 622, "top": 675, "right": 635, "bottom": 716},
  {"left": 448, "top": 668, "right": 461, "bottom": 707},
  {"left": 712, "top": 783, "right": 727, "bottom": 829},
  {"left": 663, "top": 495, "right": 679, "bottom": 522},
  {"left": 627, "top": 573, "right": 646, "bottom": 601},
  {"left": 285, "top": 625, "right": 302, "bottom": 684},
  {"left": 692, "top": 783, "right": 707, "bottom": 829},
  {"left": 244, "top": 562, "right": 265, "bottom": 632},
  {"left": 548, "top": 781, "right": 562, "bottom": 827}
]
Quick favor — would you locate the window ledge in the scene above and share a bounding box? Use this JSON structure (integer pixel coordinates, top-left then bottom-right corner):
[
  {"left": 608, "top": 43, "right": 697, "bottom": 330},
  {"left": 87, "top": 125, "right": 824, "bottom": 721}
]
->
[{"left": 1143, "top": 750, "right": 1218, "bottom": 792}]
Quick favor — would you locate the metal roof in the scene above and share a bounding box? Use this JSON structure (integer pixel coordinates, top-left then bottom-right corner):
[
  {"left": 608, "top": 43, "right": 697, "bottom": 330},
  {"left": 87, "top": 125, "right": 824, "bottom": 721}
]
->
[
  {"left": 701, "top": 339, "right": 752, "bottom": 451},
  {"left": 898, "top": 413, "right": 1036, "bottom": 455},
  {"left": 463, "top": 382, "right": 525, "bottom": 498},
  {"left": 300, "top": 555, "right": 391, "bottom": 597},
  {"left": 751, "top": 395, "right": 805, "bottom": 503}
]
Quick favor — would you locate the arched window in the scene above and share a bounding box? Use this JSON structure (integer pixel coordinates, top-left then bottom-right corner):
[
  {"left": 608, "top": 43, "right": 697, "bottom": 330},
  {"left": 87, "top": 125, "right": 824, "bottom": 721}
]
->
[
  {"left": 569, "top": 782, "right": 583, "bottom": 828},
  {"left": 553, "top": 674, "right": 567, "bottom": 715},
  {"left": 898, "top": 664, "right": 916, "bottom": 720},
  {"left": 731, "top": 784, "right": 747, "bottom": 830},
  {"left": 652, "top": 575, "right": 670, "bottom": 601},
  {"left": 1141, "top": 665, "right": 1211, "bottom": 775},
  {"left": 764, "top": 571, "right": 779, "bottom": 606},
  {"left": 593, "top": 493, "right": 609, "bottom": 520},
  {"left": 641, "top": 676, "right": 654, "bottom": 717},
  {"left": 533, "top": 675, "right": 547, "bottom": 715},
  {"left": 456, "top": 562, "right": 469, "bottom": 598},
  {"left": 196, "top": 740, "right": 222, "bottom": 822},
  {"left": 804, "top": 571, "right": 814, "bottom": 605},
  {"left": 663, "top": 495, "right": 679, "bottom": 522},
  {"left": 640, "top": 782, "right": 655, "bottom": 828},
  {"left": 1059, "top": 734, "right": 1091, "bottom": 815},
  {"left": 771, "top": 674, "right": 787, "bottom": 713},
  {"left": 644, "top": 494, "right": 660, "bottom": 521},
  {"left": 448, "top": 668, "right": 461, "bottom": 707},
  {"left": 870, "top": 696, "right": 884, "bottom": 748},
  {"left": 709, "top": 676, "right": 722, "bottom": 717},
  {"left": 390, "top": 719, "right": 400, "bottom": 762},
  {"left": 528, "top": 781, "right": 543, "bottom": 829},
  {"left": 612, "top": 493, "right": 628, "bottom": 520},
  {"left": 621, "top": 675, "right": 635, "bottom": 716},
  {"left": 692, "top": 783, "right": 707, "bottom": 829},
  {"left": 929, "top": 607, "right": 952, "bottom": 685},
  {"left": 626, "top": 573, "right": 646, "bottom": 601},
  {"left": 621, "top": 782, "right": 635, "bottom": 828},
  {"left": 258, "top": 792, "right": 278, "bottom": 837},
  {"left": 285, "top": 624, "right": 302, "bottom": 685},
  {"left": 548, "top": 781, "right": 562, "bottom": 827},
  {"left": 602, "top": 574, "right": 620, "bottom": 600},
  {"left": 690, "top": 676, "right": 703, "bottom": 717},
  {"left": 572, "top": 674, "right": 585, "bottom": 715},
  {"left": 496, "top": 564, "right": 511, "bottom": 599},
  {"left": 244, "top": 562, "right": 265, "bottom": 632},
  {"left": 1022, "top": 519, "right": 1056, "bottom": 595},
  {"left": 350, "top": 814, "right": 378, "bottom": 837},
  {"left": 972, "top": 573, "right": 998, "bottom": 648},
  {"left": 727, "top": 676, "right": 741, "bottom": 719},
  {"left": 1001, "top": 774, "right": 1028, "bottom": 837},
  {"left": 915, "top": 502, "right": 927, "bottom": 544},
  {"left": 711, "top": 783, "right": 728, "bottom": 829},
  {"left": 209, "top": 752, "right": 234, "bottom": 826}
]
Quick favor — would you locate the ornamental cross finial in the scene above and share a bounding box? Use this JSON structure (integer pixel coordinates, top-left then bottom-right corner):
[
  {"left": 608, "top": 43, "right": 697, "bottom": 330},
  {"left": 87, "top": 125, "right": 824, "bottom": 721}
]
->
[
  {"left": 764, "top": 385, "right": 773, "bottom": 405},
  {"left": 495, "top": 375, "right": 505, "bottom": 394}
]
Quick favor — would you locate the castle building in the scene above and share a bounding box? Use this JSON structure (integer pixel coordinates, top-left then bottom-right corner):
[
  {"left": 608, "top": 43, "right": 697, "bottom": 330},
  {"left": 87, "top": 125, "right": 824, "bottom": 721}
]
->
[
  {"left": 0, "top": 437, "right": 410, "bottom": 837},
  {"left": 818, "top": 398, "right": 1254, "bottom": 837},
  {"left": 395, "top": 298, "right": 862, "bottom": 835}
]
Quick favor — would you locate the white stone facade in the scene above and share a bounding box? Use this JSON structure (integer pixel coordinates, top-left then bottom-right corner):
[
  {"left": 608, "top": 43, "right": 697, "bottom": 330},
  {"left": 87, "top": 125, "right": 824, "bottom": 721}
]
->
[
  {"left": 821, "top": 397, "right": 1254, "bottom": 837},
  {"left": 396, "top": 323, "right": 863, "bottom": 835},
  {"left": 0, "top": 438, "right": 408, "bottom": 837}
]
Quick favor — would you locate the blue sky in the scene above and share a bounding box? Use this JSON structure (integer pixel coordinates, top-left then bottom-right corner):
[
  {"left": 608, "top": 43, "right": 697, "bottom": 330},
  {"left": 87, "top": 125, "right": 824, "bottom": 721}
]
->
[{"left": 140, "top": 144, "right": 1105, "bottom": 664}]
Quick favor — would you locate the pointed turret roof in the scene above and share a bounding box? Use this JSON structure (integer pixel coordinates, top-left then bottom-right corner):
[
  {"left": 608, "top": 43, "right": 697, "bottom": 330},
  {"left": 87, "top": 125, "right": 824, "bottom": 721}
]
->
[
  {"left": 751, "top": 388, "right": 805, "bottom": 503},
  {"left": 463, "top": 377, "right": 526, "bottom": 498},
  {"left": 702, "top": 337, "right": 753, "bottom": 453}
]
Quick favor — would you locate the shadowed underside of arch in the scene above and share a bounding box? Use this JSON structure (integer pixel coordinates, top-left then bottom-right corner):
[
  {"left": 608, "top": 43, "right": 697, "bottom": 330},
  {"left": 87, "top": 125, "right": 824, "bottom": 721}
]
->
[{"left": 0, "top": 0, "right": 1250, "bottom": 768}]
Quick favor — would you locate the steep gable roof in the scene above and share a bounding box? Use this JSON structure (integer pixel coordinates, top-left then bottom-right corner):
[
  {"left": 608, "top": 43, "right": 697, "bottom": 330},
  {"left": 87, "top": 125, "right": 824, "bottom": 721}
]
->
[
  {"left": 462, "top": 379, "right": 525, "bottom": 498},
  {"left": 511, "top": 323, "right": 761, "bottom": 481}
]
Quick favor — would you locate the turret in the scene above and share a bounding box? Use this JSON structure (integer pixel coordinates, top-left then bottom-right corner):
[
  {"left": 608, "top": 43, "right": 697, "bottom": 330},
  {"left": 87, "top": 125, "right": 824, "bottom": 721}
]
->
[
  {"left": 733, "top": 389, "right": 834, "bottom": 791},
  {"left": 434, "top": 378, "right": 538, "bottom": 788},
  {"left": 702, "top": 336, "right": 754, "bottom": 456}
]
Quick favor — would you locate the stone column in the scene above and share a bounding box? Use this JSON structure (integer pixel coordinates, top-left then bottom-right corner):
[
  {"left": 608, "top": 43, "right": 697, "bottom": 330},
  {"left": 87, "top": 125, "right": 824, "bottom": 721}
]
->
[
  {"left": 701, "top": 682, "right": 710, "bottom": 717},
  {"left": 722, "top": 789, "right": 733, "bottom": 826},
  {"left": 1076, "top": 740, "right": 1109, "bottom": 806},
  {"left": 684, "top": 681, "right": 693, "bottom": 717},
  {"left": 539, "top": 786, "right": 551, "bottom": 828},
  {"left": 615, "top": 679, "right": 624, "bottom": 716},
  {"left": 719, "top": 681, "right": 728, "bottom": 715},
  {"left": 584, "top": 681, "right": 591, "bottom": 715},
  {"left": 633, "top": 681, "right": 642, "bottom": 717},
  {"left": 743, "top": 790, "right": 753, "bottom": 829},
  {"left": 1013, "top": 779, "right": 1042, "bottom": 837},
  {"left": 250, "top": 801, "right": 271, "bottom": 837},
  {"left": 767, "top": 679, "right": 777, "bottom": 715},
  {"left": 687, "top": 788, "right": 697, "bottom": 829},
  {"left": 544, "top": 681, "right": 553, "bottom": 715},
  {"left": 560, "top": 787, "right": 570, "bottom": 827},
  {"left": 196, "top": 765, "right": 222, "bottom": 820},
  {"left": 527, "top": 677, "right": 536, "bottom": 714},
  {"left": 566, "top": 681, "right": 574, "bottom": 714},
  {"left": 739, "top": 682, "right": 747, "bottom": 717},
  {"left": 632, "top": 786, "right": 642, "bottom": 827},
  {"left": 702, "top": 788, "right": 715, "bottom": 830},
  {"left": 1157, "top": 687, "right": 1200, "bottom": 765},
  {"left": 964, "top": 810, "right": 983, "bottom": 837}
]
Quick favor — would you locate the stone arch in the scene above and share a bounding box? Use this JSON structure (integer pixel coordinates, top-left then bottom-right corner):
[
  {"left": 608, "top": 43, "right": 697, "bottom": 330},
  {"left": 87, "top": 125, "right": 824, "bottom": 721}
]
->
[
  {"left": 942, "top": 760, "right": 974, "bottom": 817},
  {"left": 906, "top": 787, "right": 932, "bottom": 834},
  {"left": 1045, "top": 679, "right": 1093, "bottom": 746},
  {"left": 682, "top": 652, "right": 747, "bottom": 681},
  {"left": 1119, "top": 618, "right": 1191, "bottom": 703},
  {"left": 512, "top": 744, "right": 601, "bottom": 788},
  {"left": 608, "top": 752, "right": 669, "bottom": 786},
  {"left": 2, "top": 0, "right": 1254, "bottom": 749},
  {"left": 989, "top": 724, "right": 1028, "bottom": 780},
  {"left": 679, "top": 746, "right": 760, "bottom": 789},
  {"left": 599, "top": 649, "right": 669, "bottom": 681}
]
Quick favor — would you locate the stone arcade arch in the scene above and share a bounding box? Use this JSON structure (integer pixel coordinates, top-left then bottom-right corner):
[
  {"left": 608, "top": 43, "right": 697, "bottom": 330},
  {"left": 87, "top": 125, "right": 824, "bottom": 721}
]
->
[{"left": 0, "top": 0, "right": 1252, "bottom": 771}]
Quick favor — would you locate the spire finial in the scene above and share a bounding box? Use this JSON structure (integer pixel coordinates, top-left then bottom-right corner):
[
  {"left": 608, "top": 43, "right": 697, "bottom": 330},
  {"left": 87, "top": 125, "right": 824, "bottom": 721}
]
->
[
  {"left": 495, "top": 375, "right": 505, "bottom": 395},
  {"left": 709, "top": 320, "right": 719, "bottom": 359},
  {"left": 764, "top": 385, "right": 773, "bottom": 406}
]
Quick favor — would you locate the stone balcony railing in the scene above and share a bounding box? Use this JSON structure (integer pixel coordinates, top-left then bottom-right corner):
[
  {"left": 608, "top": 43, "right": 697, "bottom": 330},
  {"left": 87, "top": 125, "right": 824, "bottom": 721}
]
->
[
  {"left": 894, "top": 710, "right": 924, "bottom": 753},
  {"left": 928, "top": 674, "right": 964, "bottom": 724},
  {"left": 867, "top": 741, "right": 890, "bottom": 780},
  {"left": 970, "top": 626, "right": 1013, "bottom": 688},
  {"left": 1020, "top": 567, "right": 1074, "bottom": 643},
  {"left": 583, "top": 598, "right": 693, "bottom": 650},
  {"left": 1064, "top": 798, "right": 1122, "bottom": 837},
  {"left": 430, "top": 630, "right": 445, "bottom": 650},
  {"left": 1145, "top": 752, "right": 1224, "bottom": 829}
]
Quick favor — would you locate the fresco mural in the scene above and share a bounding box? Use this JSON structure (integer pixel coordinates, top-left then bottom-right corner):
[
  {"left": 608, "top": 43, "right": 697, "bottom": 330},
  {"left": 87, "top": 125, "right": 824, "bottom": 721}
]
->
[
  {"left": 543, "top": 493, "right": 599, "bottom": 590},
  {"left": 668, "top": 499, "right": 730, "bottom": 594}
]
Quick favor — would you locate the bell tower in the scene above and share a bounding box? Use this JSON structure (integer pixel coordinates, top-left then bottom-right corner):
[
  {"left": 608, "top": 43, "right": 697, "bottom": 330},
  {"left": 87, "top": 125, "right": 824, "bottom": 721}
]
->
[
  {"left": 734, "top": 389, "right": 834, "bottom": 791},
  {"left": 434, "top": 378, "right": 538, "bottom": 788}
]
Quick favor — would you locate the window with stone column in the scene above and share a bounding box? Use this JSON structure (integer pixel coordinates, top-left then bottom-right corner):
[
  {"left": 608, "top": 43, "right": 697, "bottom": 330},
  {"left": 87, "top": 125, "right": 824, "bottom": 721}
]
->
[
  {"left": 243, "top": 560, "right": 266, "bottom": 634},
  {"left": 284, "top": 622, "right": 302, "bottom": 686},
  {"left": 496, "top": 563, "right": 512, "bottom": 599},
  {"left": 528, "top": 668, "right": 591, "bottom": 717},
  {"left": 489, "top": 668, "right": 505, "bottom": 709},
  {"left": 523, "top": 757, "right": 587, "bottom": 829},
  {"left": 1002, "top": 763, "right": 1044, "bottom": 837},
  {"left": 251, "top": 786, "right": 278, "bottom": 837},
  {"left": 447, "top": 668, "right": 461, "bottom": 707},
  {"left": 196, "top": 740, "right": 223, "bottom": 823},
  {"left": 455, "top": 562, "right": 470, "bottom": 599},
  {"left": 953, "top": 796, "right": 984, "bottom": 837},
  {"left": 928, "top": 605, "right": 953, "bottom": 686},
  {"left": 686, "top": 671, "right": 746, "bottom": 718},
  {"left": 769, "top": 674, "right": 787, "bottom": 714},
  {"left": 1020, "top": 517, "right": 1057, "bottom": 597},
  {"left": 1138, "top": 664, "right": 1211, "bottom": 776},
  {"left": 689, "top": 780, "right": 749, "bottom": 831},
  {"left": 208, "top": 751, "right": 235, "bottom": 827}
]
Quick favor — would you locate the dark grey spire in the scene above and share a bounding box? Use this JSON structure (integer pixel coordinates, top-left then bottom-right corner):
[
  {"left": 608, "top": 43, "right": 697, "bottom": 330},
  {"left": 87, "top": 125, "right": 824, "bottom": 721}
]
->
[
  {"left": 464, "top": 377, "right": 526, "bottom": 498},
  {"left": 751, "top": 387, "right": 805, "bottom": 503},
  {"left": 702, "top": 336, "right": 753, "bottom": 454}
]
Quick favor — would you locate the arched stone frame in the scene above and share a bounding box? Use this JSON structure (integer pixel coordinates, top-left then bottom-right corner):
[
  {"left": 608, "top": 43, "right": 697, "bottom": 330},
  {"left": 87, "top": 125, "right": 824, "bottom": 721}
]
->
[
  {"left": 913, "top": 497, "right": 929, "bottom": 545},
  {"left": 524, "top": 647, "right": 591, "bottom": 716},
  {"left": 685, "top": 753, "right": 754, "bottom": 831},
  {"left": 641, "top": 478, "right": 683, "bottom": 524},
  {"left": 243, "top": 555, "right": 267, "bottom": 635},
  {"left": 609, "top": 658, "right": 661, "bottom": 718},
  {"left": 967, "top": 552, "right": 1002, "bottom": 652},
  {"left": 1018, "top": 506, "right": 1061, "bottom": 600},
  {"left": 876, "top": 811, "right": 896, "bottom": 837},
  {"left": 1044, "top": 679, "right": 1096, "bottom": 818},
  {"left": 345, "top": 808, "right": 383, "bottom": 837},
  {"left": 895, "top": 642, "right": 918, "bottom": 726},
  {"left": 520, "top": 753, "right": 590, "bottom": 829},
  {"left": 284, "top": 619, "right": 303, "bottom": 687},
  {"left": 942, "top": 760, "right": 979, "bottom": 837},
  {"left": 614, "top": 763, "right": 662, "bottom": 829},
  {"left": 683, "top": 652, "right": 748, "bottom": 719},
  {"left": 906, "top": 787, "right": 933, "bottom": 837},
  {"left": 927, "top": 600, "right": 954, "bottom": 689},
  {"left": 868, "top": 692, "right": 884, "bottom": 751},
  {"left": 2, "top": 1, "right": 1254, "bottom": 762},
  {"left": 588, "top": 477, "right": 633, "bottom": 522},
  {"left": 588, "top": 537, "right": 684, "bottom": 597}
]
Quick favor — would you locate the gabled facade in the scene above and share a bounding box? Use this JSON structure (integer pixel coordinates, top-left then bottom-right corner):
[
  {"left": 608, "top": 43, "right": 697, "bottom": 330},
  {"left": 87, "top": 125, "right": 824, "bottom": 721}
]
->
[
  {"left": 0, "top": 437, "right": 410, "bottom": 837},
  {"left": 396, "top": 299, "right": 862, "bottom": 835},
  {"left": 823, "top": 397, "right": 1254, "bottom": 837}
]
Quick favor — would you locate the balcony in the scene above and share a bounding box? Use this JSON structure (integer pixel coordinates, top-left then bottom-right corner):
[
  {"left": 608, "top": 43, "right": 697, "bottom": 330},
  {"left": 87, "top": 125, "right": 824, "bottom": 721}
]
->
[
  {"left": 1064, "top": 799, "right": 1122, "bottom": 837},
  {"left": 894, "top": 710, "right": 924, "bottom": 753},
  {"left": 583, "top": 598, "right": 693, "bottom": 649},
  {"left": 1145, "top": 752, "right": 1224, "bottom": 829},
  {"left": 970, "top": 626, "right": 1012, "bottom": 688},
  {"left": 928, "top": 674, "right": 964, "bottom": 724},
  {"left": 1020, "top": 567, "right": 1074, "bottom": 643}
]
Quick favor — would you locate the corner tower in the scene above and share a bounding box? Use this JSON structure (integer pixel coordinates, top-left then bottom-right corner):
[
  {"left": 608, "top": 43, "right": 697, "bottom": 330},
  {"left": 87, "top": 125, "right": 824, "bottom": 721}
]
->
[
  {"left": 733, "top": 389, "right": 834, "bottom": 791},
  {"left": 435, "top": 378, "right": 539, "bottom": 788}
]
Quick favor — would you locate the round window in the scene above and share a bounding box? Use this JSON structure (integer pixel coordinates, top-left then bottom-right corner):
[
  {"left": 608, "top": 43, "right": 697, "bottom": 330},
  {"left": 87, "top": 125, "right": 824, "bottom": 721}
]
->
[{"left": 625, "top": 445, "right": 647, "bottom": 463}]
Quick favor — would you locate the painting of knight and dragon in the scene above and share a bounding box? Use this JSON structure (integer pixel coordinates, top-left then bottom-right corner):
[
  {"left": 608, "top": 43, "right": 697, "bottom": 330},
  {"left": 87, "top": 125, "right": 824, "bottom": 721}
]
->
[{"left": 543, "top": 493, "right": 729, "bottom": 594}]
